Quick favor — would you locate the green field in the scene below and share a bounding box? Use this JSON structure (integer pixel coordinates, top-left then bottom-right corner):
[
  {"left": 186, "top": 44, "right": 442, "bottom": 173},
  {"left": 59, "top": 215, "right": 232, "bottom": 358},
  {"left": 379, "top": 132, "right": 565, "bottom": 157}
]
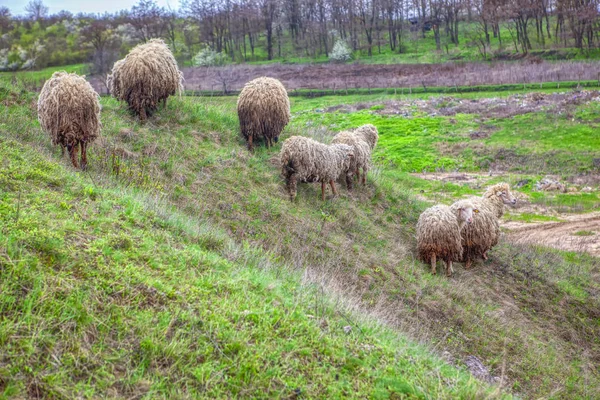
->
[{"left": 1, "top": 77, "right": 599, "bottom": 398}]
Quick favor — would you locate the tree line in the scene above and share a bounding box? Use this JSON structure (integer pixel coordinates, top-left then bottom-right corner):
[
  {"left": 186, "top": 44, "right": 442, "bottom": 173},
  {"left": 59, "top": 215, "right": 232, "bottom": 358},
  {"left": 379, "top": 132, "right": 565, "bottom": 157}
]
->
[{"left": 0, "top": 0, "right": 598, "bottom": 73}]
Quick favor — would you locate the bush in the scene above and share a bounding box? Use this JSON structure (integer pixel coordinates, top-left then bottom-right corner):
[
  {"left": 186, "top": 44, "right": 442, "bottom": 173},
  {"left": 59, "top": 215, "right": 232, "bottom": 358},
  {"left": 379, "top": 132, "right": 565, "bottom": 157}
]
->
[
  {"left": 329, "top": 39, "right": 352, "bottom": 63},
  {"left": 193, "top": 48, "right": 229, "bottom": 67}
]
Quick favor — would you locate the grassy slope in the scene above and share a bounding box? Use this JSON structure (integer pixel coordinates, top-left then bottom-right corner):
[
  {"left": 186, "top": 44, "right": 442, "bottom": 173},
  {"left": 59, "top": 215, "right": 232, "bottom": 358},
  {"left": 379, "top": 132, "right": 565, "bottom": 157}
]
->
[
  {"left": 1, "top": 80, "right": 599, "bottom": 398},
  {"left": 0, "top": 91, "right": 494, "bottom": 398}
]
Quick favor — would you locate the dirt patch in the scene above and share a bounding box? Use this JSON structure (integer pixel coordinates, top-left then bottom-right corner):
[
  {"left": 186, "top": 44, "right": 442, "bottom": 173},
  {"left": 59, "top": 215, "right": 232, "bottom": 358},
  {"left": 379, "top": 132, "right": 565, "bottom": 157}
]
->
[
  {"left": 504, "top": 212, "right": 600, "bottom": 256},
  {"left": 88, "top": 61, "right": 600, "bottom": 95}
]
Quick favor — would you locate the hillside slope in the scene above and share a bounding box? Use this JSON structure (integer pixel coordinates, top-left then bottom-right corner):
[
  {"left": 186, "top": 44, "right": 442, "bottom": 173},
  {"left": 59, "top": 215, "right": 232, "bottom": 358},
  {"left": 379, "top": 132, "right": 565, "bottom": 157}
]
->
[{"left": 2, "top": 81, "right": 599, "bottom": 398}]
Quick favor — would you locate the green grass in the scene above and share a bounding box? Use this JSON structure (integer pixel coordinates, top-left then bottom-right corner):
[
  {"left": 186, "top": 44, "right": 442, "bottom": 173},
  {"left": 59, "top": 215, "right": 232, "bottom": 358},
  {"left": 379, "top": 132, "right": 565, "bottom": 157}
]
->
[
  {"left": 0, "top": 134, "right": 493, "bottom": 397},
  {"left": 504, "top": 212, "right": 562, "bottom": 223},
  {"left": 0, "top": 64, "right": 88, "bottom": 84},
  {"left": 1, "top": 81, "right": 599, "bottom": 398},
  {"left": 573, "top": 230, "right": 595, "bottom": 236}
]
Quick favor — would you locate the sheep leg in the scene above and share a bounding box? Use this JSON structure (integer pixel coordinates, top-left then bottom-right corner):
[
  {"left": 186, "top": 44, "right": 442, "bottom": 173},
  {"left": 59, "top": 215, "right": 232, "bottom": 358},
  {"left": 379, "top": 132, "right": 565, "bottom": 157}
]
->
[
  {"left": 321, "top": 181, "right": 326, "bottom": 201},
  {"left": 287, "top": 175, "right": 297, "bottom": 202},
  {"left": 362, "top": 167, "right": 367, "bottom": 185},
  {"left": 61, "top": 145, "right": 65, "bottom": 157},
  {"left": 247, "top": 135, "right": 254, "bottom": 151},
  {"left": 356, "top": 169, "right": 361, "bottom": 183},
  {"left": 430, "top": 254, "right": 437, "bottom": 275},
  {"left": 68, "top": 143, "right": 79, "bottom": 169},
  {"left": 346, "top": 173, "right": 353, "bottom": 191},
  {"left": 465, "top": 258, "right": 472, "bottom": 269},
  {"left": 446, "top": 261, "right": 453, "bottom": 277},
  {"left": 163, "top": 98, "right": 168, "bottom": 109},
  {"left": 139, "top": 107, "right": 147, "bottom": 123},
  {"left": 330, "top": 180, "right": 338, "bottom": 197},
  {"left": 482, "top": 251, "right": 489, "bottom": 260},
  {"left": 80, "top": 141, "right": 88, "bottom": 170}
]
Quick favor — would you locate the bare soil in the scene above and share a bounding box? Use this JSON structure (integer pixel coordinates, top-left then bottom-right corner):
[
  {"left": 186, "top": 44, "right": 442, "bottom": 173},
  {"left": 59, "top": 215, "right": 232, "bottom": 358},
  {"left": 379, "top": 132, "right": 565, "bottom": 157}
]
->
[
  {"left": 328, "top": 90, "right": 600, "bottom": 120},
  {"left": 89, "top": 60, "right": 600, "bottom": 94},
  {"left": 505, "top": 213, "right": 600, "bottom": 256}
]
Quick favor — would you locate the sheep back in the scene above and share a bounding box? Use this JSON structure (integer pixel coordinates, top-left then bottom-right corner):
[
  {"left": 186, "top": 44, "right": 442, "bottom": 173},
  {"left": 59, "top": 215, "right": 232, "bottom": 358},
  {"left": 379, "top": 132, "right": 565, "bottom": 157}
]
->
[
  {"left": 280, "top": 135, "right": 353, "bottom": 184},
  {"left": 354, "top": 124, "right": 379, "bottom": 149},
  {"left": 460, "top": 197, "right": 500, "bottom": 262},
  {"left": 38, "top": 71, "right": 101, "bottom": 147},
  {"left": 237, "top": 77, "right": 291, "bottom": 145},
  {"left": 331, "top": 130, "right": 371, "bottom": 175},
  {"left": 107, "top": 39, "right": 183, "bottom": 117},
  {"left": 417, "top": 204, "right": 464, "bottom": 263}
]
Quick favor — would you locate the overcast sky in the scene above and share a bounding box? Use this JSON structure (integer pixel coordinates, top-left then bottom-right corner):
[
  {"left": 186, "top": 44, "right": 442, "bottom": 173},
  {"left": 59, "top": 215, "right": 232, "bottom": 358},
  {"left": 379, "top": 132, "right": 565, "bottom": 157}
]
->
[{"left": 1, "top": 0, "right": 181, "bottom": 16}]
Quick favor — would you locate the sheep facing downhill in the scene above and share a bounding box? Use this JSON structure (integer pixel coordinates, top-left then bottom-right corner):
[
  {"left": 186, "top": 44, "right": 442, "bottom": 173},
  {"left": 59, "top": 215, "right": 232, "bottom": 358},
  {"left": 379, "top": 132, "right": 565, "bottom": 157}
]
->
[
  {"left": 461, "top": 183, "right": 517, "bottom": 269},
  {"left": 417, "top": 199, "right": 478, "bottom": 277},
  {"left": 107, "top": 39, "right": 183, "bottom": 122},
  {"left": 237, "top": 77, "right": 291, "bottom": 151},
  {"left": 330, "top": 124, "right": 378, "bottom": 189},
  {"left": 280, "top": 136, "right": 354, "bottom": 201},
  {"left": 38, "top": 71, "right": 101, "bottom": 169}
]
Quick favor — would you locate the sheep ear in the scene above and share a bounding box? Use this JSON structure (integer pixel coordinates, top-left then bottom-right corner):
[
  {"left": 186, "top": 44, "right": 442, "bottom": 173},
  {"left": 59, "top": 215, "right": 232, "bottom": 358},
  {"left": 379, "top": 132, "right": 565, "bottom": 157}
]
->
[{"left": 474, "top": 208, "right": 479, "bottom": 213}]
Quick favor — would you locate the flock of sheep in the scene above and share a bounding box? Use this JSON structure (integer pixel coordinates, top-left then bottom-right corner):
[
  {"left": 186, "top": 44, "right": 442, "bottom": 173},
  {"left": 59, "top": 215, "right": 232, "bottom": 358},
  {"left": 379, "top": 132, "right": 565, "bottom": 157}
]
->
[{"left": 35, "top": 38, "right": 517, "bottom": 277}]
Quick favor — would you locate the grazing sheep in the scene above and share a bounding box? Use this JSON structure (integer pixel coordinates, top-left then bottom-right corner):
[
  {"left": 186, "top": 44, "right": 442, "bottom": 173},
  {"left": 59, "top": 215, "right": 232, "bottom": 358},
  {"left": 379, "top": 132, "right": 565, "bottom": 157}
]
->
[
  {"left": 237, "top": 77, "right": 291, "bottom": 151},
  {"left": 417, "top": 199, "right": 477, "bottom": 277},
  {"left": 331, "top": 124, "right": 379, "bottom": 188},
  {"left": 461, "top": 183, "right": 517, "bottom": 269},
  {"left": 38, "top": 71, "right": 101, "bottom": 169},
  {"left": 280, "top": 136, "right": 354, "bottom": 201},
  {"left": 107, "top": 39, "right": 183, "bottom": 122}
]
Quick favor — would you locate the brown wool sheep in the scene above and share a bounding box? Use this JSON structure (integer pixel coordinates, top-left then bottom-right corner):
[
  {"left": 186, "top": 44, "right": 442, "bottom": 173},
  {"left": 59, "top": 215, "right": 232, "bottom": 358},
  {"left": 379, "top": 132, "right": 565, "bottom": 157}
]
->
[
  {"left": 461, "top": 183, "right": 517, "bottom": 269},
  {"left": 331, "top": 124, "right": 379, "bottom": 188},
  {"left": 417, "top": 199, "right": 477, "bottom": 277},
  {"left": 107, "top": 39, "right": 183, "bottom": 122},
  {"left": 237, "top": 77, "right": 291, "bottom": 151},
  {"left": 38, "top": 71, "right": 101, "bottom": 169},
  {"left": 280, "top": 136, "right": 354, "bottom": 201}
]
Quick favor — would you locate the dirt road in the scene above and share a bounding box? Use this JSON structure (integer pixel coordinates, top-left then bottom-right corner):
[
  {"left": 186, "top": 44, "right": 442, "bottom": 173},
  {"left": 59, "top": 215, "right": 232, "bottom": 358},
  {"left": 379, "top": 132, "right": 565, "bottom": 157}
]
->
[{"left": 504, "top": 213, "right": 600, "bottom": 256}]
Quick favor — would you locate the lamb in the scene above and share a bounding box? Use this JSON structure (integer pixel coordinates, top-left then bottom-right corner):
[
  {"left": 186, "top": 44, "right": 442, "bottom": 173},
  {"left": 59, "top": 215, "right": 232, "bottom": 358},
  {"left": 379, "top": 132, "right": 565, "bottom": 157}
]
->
[
  {"left": 37, "top": 71, "right": 101, "bottom": 169},
  {"left": 107, "top": 39, "right": 183, "bottom": 122},
  {"left": 417, "top": 199, "right": 478, "bottom": 277},
  {"left": 331, "top": 124, "right": 379, "bottom": 189},
  {"left": 460, "top": 183, "right": 517, "bottom": 269},
  {"left": 280, "top": 136, "right": 354, "bottom": 201},
  {"left": 237, "top": 77, "right": 291, "bottom": 151}
]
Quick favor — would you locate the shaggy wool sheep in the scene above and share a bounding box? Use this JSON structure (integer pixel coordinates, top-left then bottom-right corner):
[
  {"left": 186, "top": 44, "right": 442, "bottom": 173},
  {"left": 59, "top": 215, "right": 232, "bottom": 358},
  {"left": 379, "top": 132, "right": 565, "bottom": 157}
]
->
[
  {"left": 461, "top": 182, "right": 517, "bottom": 269},
  {"left": 331, "top": 124, "right": 379, "bottom": 188},
  {"left": 280, "top": 135, "right": 354, "bottom": 201},
  {"left": 417, "top": 199, "right": 477, "bottom": 277},
  {"left": 38, "top": 71, "right": 101, "bottom": 169},
  {"left": 237, "top": 77, "right": 291, "bottom": 151},
  {"left": 107, "top": 39, "right": 183, "bottom": 121}
]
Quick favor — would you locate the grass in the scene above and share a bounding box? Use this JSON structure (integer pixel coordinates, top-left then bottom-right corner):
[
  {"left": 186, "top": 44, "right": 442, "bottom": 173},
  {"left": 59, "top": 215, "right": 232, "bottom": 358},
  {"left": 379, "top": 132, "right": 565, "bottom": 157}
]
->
[
  {"left": 573, "top": 230, "right": 596, "bottom": 236},
  {"left": 0, "top": 121, "right": 493, "bottom": 397},
  {"left": 504, "top": 212, "right": 562, "bottom": 223},
  {"left": 1, "top": 79, "right": 599, "bottom": 398},
  {"left": 0, "top": 64, "right": 88, "bottom": 84}
]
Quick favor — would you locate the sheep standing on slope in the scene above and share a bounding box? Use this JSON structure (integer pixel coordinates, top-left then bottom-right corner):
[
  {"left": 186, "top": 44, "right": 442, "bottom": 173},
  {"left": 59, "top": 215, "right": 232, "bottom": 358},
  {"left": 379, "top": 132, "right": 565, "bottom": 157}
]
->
[
  {"left": 417, "top": 200, "right": 478, "bottom": 277},
  {"left": 331, "top": 124, "right": 379, "bottom": 189},
  {"left": 461, "top": 183, "right": 517, "bottom": 269},
  {"left": 237, "top": 77, "right": 291, "bottom": 151},
  {"left": 107, "top": 39, "right": 183, "bottom": 122},
  {"left": 38, "top": 71, "right": 101, "bottom": 169},
  {"left": 280, "top": 136, "right": 354, "bottom": 201}
]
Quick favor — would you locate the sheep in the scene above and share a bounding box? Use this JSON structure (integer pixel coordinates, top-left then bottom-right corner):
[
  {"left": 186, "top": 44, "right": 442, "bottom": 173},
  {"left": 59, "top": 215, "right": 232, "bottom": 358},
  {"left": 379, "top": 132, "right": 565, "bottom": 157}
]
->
[
  {"left": 460, "top": 183, "right": 517, "bottom": 269},
  {"left": 38, "top": 71, "right": 101, "bottom": 169},
  {"left": 417, "top": 199, "right": 478, "bottom": 277},
  {"left": 107, "top": 39, "right": 183, "bottom": 122},
  {"left": 280, "top": 136, "right": 354, "bottom": 201},
  {"left": 331, "top": 124, "right": 379, "bottom": 189},
  {"left": 237, "top": 77, "right": 291, "bottom": 151}
]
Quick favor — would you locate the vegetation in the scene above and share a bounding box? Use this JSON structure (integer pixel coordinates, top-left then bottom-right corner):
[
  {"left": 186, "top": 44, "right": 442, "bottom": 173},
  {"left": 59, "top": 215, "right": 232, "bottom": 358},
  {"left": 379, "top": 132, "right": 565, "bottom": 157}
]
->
[{"left": 1, "top": 76, "right": 599, "bottom": 397}]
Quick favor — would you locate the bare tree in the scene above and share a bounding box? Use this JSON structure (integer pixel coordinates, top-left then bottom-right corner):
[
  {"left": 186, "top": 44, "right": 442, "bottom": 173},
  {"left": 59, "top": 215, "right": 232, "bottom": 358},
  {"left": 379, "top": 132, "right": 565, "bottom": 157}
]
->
[
  {"left": 25, "top": 0, "right": 48, "bottom": 21},
  {"left": 129, "top": 0, "right": 167, "bottom": 42}
]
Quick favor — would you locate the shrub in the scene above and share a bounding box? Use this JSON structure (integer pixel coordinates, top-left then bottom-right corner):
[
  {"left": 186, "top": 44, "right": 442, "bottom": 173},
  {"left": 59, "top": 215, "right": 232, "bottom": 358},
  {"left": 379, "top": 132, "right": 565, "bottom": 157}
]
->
[
  {"left": 329, "top": 39, "right": 352, "bottom": 63},
  {"left": 193, "top": 48, "right": 229, "bottom": 67}
]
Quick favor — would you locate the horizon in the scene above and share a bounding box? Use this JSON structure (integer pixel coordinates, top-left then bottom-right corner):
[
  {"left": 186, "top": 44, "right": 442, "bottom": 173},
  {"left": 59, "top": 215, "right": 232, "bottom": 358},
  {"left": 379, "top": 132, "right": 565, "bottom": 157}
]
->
[{"left": 1, "top": 0, "right": 181, "bottom": 16}]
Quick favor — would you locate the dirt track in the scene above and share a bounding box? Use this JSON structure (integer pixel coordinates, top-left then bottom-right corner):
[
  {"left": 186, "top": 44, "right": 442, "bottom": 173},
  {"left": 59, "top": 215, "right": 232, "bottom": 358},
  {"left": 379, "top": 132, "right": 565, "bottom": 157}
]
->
[{"left": 504, "top": 213, "right": 600, "bottom": 256}]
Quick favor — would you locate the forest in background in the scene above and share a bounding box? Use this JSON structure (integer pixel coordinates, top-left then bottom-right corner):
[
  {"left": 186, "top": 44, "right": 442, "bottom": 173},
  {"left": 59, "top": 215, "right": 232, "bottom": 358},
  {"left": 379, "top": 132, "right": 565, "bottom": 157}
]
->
[{"left": 1, "top": 0, "right": 599, "bottom": 76}]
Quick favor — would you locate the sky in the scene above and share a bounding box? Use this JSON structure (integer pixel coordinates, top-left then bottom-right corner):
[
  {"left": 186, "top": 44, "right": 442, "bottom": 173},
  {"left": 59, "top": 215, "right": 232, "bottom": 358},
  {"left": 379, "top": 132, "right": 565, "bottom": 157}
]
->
[{"left": 1, "top": 0, "right": 181, "bottom": 16}]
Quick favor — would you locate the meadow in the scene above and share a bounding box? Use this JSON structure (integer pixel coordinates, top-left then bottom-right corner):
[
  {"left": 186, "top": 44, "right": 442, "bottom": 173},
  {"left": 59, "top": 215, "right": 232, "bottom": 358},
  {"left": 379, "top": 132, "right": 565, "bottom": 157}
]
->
[{"left": 1, "top": 69, "right": 599, "bottom": 398}]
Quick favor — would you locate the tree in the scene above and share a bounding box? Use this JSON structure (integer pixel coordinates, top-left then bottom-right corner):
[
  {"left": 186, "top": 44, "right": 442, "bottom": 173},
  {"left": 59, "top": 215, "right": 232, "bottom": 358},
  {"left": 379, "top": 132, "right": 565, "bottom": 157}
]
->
[
  {"left": 25, "top": 0, "right": 48, "bottom": 21},
  {"left": 0, "top": 6, "right": 11, "bottom": 34},
  {"left": 129, "top": 0, "right": 167, "bottom": 42}
]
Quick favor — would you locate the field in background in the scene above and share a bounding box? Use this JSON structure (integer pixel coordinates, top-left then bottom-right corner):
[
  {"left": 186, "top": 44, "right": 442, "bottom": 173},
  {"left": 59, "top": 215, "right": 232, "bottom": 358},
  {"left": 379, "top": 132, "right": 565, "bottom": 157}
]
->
[{"left": 1, "top": 75, "right": 599, "bottom": 398}]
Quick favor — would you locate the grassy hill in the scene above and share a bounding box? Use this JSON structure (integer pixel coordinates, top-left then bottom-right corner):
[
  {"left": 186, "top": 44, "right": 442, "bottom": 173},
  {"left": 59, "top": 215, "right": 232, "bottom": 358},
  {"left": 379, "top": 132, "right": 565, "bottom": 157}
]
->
[{"left": 1, "top": 78, "right": 599, "bottom": 398}]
